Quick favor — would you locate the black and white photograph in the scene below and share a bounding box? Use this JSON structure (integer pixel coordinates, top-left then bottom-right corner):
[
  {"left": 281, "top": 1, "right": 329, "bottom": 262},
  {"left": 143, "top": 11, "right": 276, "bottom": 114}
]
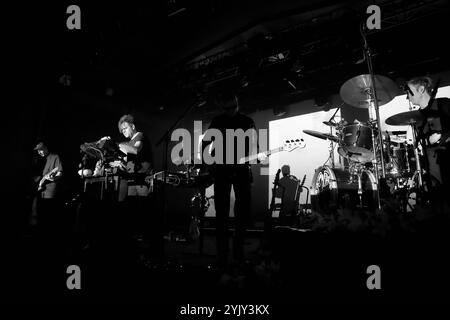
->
[{"left": 4, "top": 0, "right": 450, "bottom": 306}]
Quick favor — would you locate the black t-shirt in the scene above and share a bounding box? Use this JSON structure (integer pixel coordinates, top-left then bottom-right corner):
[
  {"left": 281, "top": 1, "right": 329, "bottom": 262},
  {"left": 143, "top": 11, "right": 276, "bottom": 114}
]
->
[
  {"left": 204, "top": 112, "right": 257, "bottom": 165},
  {"left": 421, "top": 97, "right": 450, "bottom": 145},
  {"left": 124, "top": 132, "right": 152, "bottom": 173}
]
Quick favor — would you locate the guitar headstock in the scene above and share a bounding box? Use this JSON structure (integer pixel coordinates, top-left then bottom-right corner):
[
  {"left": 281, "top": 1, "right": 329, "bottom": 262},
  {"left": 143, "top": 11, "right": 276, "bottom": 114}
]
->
[{"left": 282, "top": 138, "right": 306, "bottom": 152}]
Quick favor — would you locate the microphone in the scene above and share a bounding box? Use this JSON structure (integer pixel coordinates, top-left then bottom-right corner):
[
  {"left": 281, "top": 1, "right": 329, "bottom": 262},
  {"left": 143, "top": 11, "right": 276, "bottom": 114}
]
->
[{"left": 402, "top": 83, "right": 414, "bottom": 96}]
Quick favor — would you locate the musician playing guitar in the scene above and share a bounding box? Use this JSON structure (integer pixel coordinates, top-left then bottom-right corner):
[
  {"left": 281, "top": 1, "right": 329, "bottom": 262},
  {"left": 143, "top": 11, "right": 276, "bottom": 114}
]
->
[
  {"left": 201, "top": 90, "right": 267, "bottom": 267},
  {"left": 34, "top": 141, "right": 63, "bottom": 198},
  {"left": 33, "top": 141, "right": 63, "bottom": 236}
]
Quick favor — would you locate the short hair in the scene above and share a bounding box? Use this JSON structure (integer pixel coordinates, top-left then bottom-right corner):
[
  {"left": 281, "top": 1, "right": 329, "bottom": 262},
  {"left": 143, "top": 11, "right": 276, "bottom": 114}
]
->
[
  {"left": 407, "top": 76, "right": 433, "bottom": 95},
  {"left": 118, "top": 114, "right": 135, "bottom": 132},
  {"left": 281, "top": 165, "right": 290, "bottom": 176}
]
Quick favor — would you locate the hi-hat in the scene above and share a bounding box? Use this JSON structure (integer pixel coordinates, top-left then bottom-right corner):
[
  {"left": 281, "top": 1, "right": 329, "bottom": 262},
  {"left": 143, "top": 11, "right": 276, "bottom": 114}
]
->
[
  {"left": 385, "top": 110, "right": 439, "bottom": 126},
  {"left": 340, "top": 74, "right": 400, "bottom": 108},
  {"left": 303, "top": 130, "right": 339, "bottom": 142},
  {"left": 323, "top": 119, "right": 348, "bottom": 127}
]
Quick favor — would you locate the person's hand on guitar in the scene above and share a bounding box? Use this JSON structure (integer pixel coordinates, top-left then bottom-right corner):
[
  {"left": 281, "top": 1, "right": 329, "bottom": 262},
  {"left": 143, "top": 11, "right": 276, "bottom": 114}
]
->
[
  {"left": 37, "top": 167, "right": 61, "bottom": 191},
  {"left": 428, "top": 132, "right": 442, "bottom": 145},
  {"left": 257, "top": 152, "right": 268, "bottom": 163}
]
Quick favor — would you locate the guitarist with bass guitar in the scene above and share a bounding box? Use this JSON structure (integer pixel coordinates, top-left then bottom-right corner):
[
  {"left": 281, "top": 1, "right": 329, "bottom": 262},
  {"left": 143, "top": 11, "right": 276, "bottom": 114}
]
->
[{"left": 34, "top": 141, "right": 63, "bottom": 198}]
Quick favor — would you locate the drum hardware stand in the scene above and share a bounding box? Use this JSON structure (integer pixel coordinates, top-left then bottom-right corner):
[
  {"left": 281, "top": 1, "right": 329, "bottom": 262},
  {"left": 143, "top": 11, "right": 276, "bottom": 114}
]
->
[
  {"left": 410, "top": 122, "right": 424, "bottom": 188},
  {"left": 360, "top": 23, "right": 385, "bottom": 210},
  {"left": 329, "top": 128, "right": 335, "bottom": 168},
  {"left": 357, "top": 172, "right": 364, "bottom": 208},
  {"left": 326, "top": 102, "right": 344, "bottom": 168}
]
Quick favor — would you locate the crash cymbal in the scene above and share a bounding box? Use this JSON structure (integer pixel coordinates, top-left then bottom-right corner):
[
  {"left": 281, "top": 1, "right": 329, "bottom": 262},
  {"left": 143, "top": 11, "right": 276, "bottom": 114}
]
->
[
  {"left": 340, "top": 74, "right": 400, "bottom": 108},
  {"left": 385, "top": 109, "right": 439, "bottom": 126},
  {"left": 303, "top": 130, "right": 339, "bottom": 142}
]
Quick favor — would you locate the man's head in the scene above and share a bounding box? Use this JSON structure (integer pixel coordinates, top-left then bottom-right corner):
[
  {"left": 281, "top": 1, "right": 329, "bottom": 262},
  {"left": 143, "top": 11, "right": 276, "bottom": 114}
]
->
[
  {"left": 281, "top": 165, "right": 290, "bottom": 177},
  {"left": 34, "top": 141, "right": 49, "bottom": 157},
  {"left": 215, "top": 91, "right": 239, "bottom": 117},
  {"left": 406, "top": 76, "right": 433, "bottom": 108},
  {"left": 118, "top": 114, "right": 137, "bottom": 139}
]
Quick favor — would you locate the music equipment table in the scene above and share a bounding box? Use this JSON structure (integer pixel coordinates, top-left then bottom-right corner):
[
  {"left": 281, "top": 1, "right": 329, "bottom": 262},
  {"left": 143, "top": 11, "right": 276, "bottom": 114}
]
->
[{"left": 83, "top": 174, "right": 121, "bottom": 200}]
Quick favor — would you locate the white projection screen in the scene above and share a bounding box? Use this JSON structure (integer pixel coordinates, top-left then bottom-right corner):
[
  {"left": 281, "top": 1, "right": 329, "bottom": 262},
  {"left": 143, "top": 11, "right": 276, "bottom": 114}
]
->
[{"left": 268, "top": 108, "right": 343, "bottom": 208}]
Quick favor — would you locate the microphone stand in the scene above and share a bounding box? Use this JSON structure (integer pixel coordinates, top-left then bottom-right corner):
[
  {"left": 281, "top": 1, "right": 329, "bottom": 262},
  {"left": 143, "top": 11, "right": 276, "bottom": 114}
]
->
[
  {"left": 361, "top": 23, "right": 384, "bottom": 210},
  {"left": 155, "top": 100, "right": 199, "bottom": 261},
  {"left": 326, "top": 102, "right": 344, "bottom": 168}
]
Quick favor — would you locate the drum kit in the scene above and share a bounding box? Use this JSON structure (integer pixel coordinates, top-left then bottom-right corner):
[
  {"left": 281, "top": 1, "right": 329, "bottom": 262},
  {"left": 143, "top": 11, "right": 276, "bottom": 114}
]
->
[{"left": 305, "top": 74, "right": 437, "bottom": 212}]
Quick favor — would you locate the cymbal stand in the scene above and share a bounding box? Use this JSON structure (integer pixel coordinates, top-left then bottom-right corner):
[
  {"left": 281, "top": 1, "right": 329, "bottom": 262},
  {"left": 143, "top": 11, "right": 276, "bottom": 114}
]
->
[
  {"left": 410, "top": 123, "right": 423, "bottom": 189},
  {"left": 357, "top": 171, "right": 363, "bottom": 208},
  {"left": 361, "top": 23, "right": 384, "bottom": 210},
  {"left": 326, "top": 103, "right": 344, "bottom": 168}
]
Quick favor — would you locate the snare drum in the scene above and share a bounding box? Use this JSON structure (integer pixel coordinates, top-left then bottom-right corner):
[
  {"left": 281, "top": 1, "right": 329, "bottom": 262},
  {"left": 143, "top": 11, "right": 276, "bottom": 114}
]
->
[{"left": 338, "top": 124, "right": 375, "bottom": 163}]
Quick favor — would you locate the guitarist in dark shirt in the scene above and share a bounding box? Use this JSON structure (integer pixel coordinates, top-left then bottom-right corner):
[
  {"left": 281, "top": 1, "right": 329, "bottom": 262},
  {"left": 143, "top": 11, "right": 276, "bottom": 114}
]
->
[
  {"left": 202, "top": 90, "right": 265, "bottom": 267},
  {"left": 33, "top": 141, "right": 64, "bottom": 239}
]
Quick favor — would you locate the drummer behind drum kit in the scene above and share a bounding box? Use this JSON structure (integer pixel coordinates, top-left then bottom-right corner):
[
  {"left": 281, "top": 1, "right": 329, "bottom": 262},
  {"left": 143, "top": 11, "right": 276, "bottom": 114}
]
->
[{"left": 304, "top": 74, "right": 436, "bottom": 213}]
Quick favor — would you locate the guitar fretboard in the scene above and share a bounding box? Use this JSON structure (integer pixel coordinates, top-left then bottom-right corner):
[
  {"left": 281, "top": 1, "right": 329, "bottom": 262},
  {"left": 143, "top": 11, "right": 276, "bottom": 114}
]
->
[{"left": 239, "top": 147, "right": 284, "bottom": 164}]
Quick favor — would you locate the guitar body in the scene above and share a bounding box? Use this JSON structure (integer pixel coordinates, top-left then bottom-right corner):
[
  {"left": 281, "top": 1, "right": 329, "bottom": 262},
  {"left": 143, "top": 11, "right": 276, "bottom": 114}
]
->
[{"left": 37, "top": 167, "right": 60, "bottom": 192}]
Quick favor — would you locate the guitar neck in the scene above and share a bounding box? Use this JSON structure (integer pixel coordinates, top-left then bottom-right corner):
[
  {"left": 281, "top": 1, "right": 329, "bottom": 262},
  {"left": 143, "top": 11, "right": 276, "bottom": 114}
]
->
[{"left": 239, "top": 147, "right": 283, "bottom": 164}]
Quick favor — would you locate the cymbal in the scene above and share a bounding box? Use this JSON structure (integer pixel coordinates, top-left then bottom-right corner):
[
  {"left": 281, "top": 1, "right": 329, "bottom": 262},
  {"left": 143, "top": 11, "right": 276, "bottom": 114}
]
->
[
  {"left": 385, "top": 110, "right": 439, "bottom": 126},
  {"left": 323, "top": 119, "right": 348, "bottom": 127},
  {"left": 323, "top": 121, "right": 337, "bottom": 127},
  {"left": 340, "top": 74, "right": 400, "bottom": 108},
  {"left": 303, "top": 130, "right": 339, "bottom": 142}
]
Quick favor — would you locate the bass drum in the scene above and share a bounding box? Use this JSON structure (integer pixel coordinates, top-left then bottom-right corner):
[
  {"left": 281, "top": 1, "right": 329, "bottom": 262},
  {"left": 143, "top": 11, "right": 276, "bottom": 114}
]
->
[{"left": 310, "top": 166, "right": 378, "bottom": 212}]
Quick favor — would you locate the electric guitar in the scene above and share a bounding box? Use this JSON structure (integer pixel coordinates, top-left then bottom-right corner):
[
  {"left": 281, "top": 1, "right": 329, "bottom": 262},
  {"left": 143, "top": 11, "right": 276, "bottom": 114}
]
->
[
  {"left": 37, "top": 167, "right": 60, "bottom": 192},
  {"left": 269, "top": 169, "right": 281, "bottom": 212},
  {"left": 238, "top": 138, "right": 306, "bottom": 164}
]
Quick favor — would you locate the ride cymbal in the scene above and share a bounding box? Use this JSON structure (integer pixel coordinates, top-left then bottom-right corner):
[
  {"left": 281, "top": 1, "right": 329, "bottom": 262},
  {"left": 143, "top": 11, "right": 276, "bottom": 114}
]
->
[{"left": 340, "top": 74, "right": 400, "bottom": 108}]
